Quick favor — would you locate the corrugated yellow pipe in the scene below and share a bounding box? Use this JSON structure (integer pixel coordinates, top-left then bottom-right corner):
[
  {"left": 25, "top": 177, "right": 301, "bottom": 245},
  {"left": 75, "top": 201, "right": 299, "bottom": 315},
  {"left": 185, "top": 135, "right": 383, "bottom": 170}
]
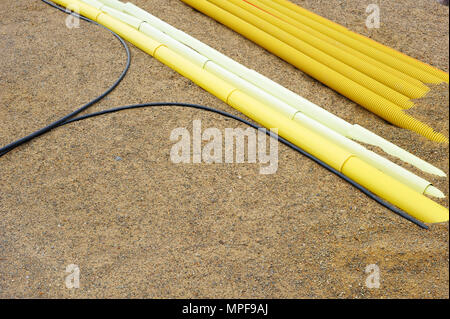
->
[
  {"left": 90, "top": 0, "right": 446, "bottom": 197},
  {"left": 212, "top": 0, "right": 413, "bottom": 109},
  {"left": 225, "top": 0, "right": 428, "bottom": 101},
  {"left": 243, "top": 0, "right": 429, "bottom": 91},
  {"left": 183, "top": 0, "right": 448, "bottom": 143},
  {"left": 267, "top": 0, "right": 450, "bottom": 84},
  {"left": 51, "top": 0, "right": 449, "bottom": 223},
  {"left": 105, "top": 0, "right": 447, "bottom": 178},
  {"left": 255, "top": 0, "right": 445, "bottom": 84}
]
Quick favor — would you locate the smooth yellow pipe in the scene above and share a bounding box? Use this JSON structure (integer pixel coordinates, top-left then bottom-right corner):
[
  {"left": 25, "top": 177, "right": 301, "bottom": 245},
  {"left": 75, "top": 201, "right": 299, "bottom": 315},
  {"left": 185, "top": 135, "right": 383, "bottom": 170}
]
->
[
  {"left": 182, "top": 0, "right": 448, "bottom": 143},
  {"left": 267, "top": 0, "right": 449, "bottom": 84},
  {"left": 228, "top": 91, "right": 449, "bottom": 223},
  {"left": 222, "top": 0, "right": 428, "bottom": 102},
  {"left": 240, "top": 0, "right": 429, "bottom": 92},
  {"left": 254, "top": 0, "right": 445, "bottom": 84},
  {"left": 51, "top": 0, "right": 449, "bottom": 223},
  {"left": 100, "top": 0, "right": 447, "bottom": 178},
  {"left": 341, "top": 157, "right": 448, "bottom": 223}
]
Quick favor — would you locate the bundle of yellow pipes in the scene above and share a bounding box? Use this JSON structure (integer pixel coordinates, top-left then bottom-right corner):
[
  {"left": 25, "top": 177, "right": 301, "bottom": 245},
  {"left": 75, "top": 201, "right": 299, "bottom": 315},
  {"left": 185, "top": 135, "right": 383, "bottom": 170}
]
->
[
  {"left": 180, "top": 0, "right": 449, "bottom": 143},
  {"left": 50, "top": 0, "right": 448, "bottom": 224},
  {"left": 266, "top": 0, "right": 449, "bottom": 84}
]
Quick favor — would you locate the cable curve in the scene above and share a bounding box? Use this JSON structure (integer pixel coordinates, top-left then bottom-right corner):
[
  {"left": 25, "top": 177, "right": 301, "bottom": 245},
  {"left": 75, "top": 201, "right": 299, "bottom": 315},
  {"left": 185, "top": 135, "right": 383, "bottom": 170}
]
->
[
  {"left": 62, "top": 102, "right": 429, "bottom": 229},
  {"left": 0, "top": 0, "right": 429, "bottom": 229},
  {"left": 0, "top": 0, "right": 131, "bottom": 157}
]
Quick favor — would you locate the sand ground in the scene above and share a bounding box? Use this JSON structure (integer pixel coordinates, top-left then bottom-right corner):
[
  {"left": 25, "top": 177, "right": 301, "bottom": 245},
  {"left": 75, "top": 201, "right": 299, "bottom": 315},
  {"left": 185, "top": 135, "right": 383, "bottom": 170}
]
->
[{"left": 0, "top": 0, "right": 448, "bottom": 298}]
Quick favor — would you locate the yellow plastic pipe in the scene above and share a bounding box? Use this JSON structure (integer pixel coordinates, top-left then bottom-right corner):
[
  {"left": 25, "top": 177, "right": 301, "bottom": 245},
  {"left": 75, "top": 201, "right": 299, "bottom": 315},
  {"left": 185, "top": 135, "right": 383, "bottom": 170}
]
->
[
  {"left": 115, "top": 0, "right": 446, "bottom": 177},
  {"left": 212, "top": 0, "right": 414, "bottom": 109},
  {"left": 53, "top": 0, "right": 449, "bottom": 224},
  {"left": 231, "top": 0, "right": 429, "bottom": 100},
  {"left": 221, "top": 0, "right": 428, "bottom": 103},
  {"left": 229, "top": 91, "right": 449, "bottom": 223},
  {"left": 254, "top": 0, "right": 445, "bottom": 84},
  {"left": 267, "top": 0, "right": 449, "bottom": 84},
  {"left": 182, "top": 0, "right": 448, "bottom": 143},
  {"left": 86, "top": 0, "right": 445, "bottom": 197},
  {"left": 244, "top": 0, "right": 427, "bottom": 89}
]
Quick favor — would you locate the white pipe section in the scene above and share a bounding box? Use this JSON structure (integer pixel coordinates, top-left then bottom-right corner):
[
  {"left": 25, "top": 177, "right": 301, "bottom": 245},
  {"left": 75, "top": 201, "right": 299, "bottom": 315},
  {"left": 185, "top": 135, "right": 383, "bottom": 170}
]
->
[
  {"left": 119, "top": 1, "right": 446, "bottom": 178},
  {"left": 88, "top": 0, "right": 446, "bottom": 197}
]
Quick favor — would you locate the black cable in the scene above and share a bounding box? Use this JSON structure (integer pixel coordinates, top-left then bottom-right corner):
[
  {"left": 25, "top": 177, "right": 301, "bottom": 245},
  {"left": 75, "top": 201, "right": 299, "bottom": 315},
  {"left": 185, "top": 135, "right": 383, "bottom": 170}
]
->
[
  {"left": 0, "top": 0, "right": 429, "bottom": 229},
  {"left": 62, "top": 103, "right": 429, "bottom": 229},
  {"left": 0, "top": 0, "right": 131, "bottom": 157}
]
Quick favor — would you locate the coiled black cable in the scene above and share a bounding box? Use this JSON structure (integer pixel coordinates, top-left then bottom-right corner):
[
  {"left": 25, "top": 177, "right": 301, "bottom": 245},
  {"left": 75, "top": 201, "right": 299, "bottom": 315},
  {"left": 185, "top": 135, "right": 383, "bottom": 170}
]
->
[{"left": 0, "top": 0, "right": 428, "bottom": 229}]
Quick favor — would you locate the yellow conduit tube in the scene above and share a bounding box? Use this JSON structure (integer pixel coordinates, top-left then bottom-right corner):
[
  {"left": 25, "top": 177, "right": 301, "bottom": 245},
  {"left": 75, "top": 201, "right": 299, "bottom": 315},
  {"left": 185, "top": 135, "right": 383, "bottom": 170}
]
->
[
  {"left": 222, "top": 0, "right": 428, "bottom": 101},
  {"left": 267, "top": 0, "right": 450, "bottom": 84},
  {"left": 117, "top": 0, "right": 445, "bottom": 177},
  {"left": 89, "top": 0, "right": 445, "bottom": 178},
  {"left": 211, "top": 0, "right": 413, "bottom": 109},
  {"left": 254, "top": 0, "right": 445, "bottom": 84},
  {"left": 86, "top": 0, "right": 444, "bottom": 197},
  {"left": 52, "top": 0, "right": 449, "bottom": 223},
  {"left": 244, "top": 0, "right": 426, "bottom": 89},
  {"left": 182, "top": 0, "right": 448, "bottom": 143},
  {"left": 235, "top": 0, "right": 429, "bottom": 99}
]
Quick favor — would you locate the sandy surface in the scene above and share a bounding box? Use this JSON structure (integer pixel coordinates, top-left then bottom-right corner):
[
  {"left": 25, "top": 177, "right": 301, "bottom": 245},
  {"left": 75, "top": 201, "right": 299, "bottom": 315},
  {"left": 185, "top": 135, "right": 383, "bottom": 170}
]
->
[{"left": 0, "top": 0, "right": 448, "bottom": 298}]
